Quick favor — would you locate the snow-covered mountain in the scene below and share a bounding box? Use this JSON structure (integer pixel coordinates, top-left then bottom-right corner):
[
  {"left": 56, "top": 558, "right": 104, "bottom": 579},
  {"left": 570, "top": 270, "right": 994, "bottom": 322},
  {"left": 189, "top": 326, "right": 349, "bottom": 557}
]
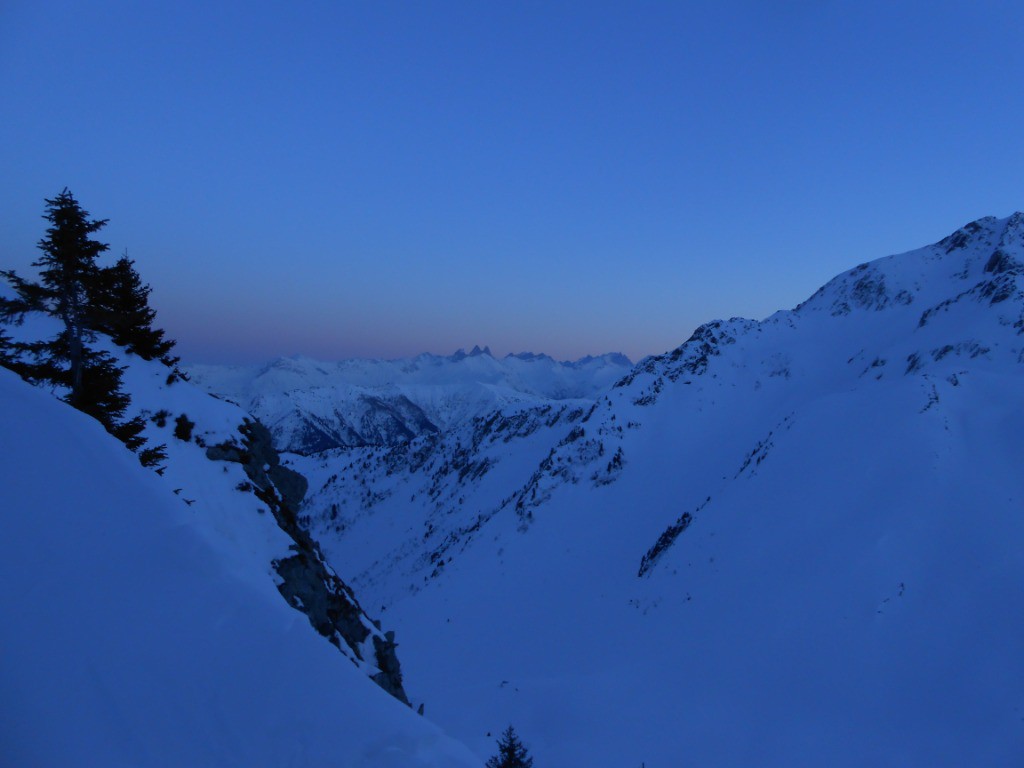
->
[
  {"left": 289, "top": 213, "right": 1024, "bottom": 766},
  {"left": 0, "top": 306, "right": 485, "bottom": 765},
  {"left": 187, "top": 346, "right": 632, "bottom": 454}
]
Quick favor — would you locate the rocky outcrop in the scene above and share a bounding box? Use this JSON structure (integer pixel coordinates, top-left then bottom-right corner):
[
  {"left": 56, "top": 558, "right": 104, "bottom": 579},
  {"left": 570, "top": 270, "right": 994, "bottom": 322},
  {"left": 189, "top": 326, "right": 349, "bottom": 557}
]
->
[{"left": 207, "top": 418, "right": 410, "bottom": 705}]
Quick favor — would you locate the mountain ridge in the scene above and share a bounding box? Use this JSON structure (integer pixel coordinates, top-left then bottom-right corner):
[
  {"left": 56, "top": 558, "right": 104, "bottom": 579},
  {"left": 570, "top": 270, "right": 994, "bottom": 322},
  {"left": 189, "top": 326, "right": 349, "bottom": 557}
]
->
[
  {"left": 287, "top": 212, "right": 1024, "bottom": 765},
  {"left": 188, "top": 347, "right": 634, "bottom": 454}
]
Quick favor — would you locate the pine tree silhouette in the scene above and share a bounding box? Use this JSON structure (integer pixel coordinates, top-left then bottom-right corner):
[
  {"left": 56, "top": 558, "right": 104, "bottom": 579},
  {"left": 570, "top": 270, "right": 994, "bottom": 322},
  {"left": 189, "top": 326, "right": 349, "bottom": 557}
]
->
[
  {"left": 485, "top": 726, "right": 534, "bottom": 768},
  {"left": 93, "top": 252, "right": 177, "bottom": 362},
  {"left": 1, "top": 190, "right": 158, "bottom": 462},
  {"left": 29, "top": 188, "right": 109, "bottom": 406}
]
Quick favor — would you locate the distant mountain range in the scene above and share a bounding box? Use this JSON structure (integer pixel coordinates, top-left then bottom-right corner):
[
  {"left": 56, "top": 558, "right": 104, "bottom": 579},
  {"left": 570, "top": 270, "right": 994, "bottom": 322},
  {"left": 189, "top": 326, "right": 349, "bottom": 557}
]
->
[{"left": 187, "top": 347, "right": 633, "bottom": 454}]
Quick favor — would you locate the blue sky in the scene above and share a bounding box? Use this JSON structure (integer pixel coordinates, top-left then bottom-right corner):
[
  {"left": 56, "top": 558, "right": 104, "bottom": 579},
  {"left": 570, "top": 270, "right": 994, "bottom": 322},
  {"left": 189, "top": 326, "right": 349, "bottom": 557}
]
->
[{"left": 2, "top": 1, "right": 1023, "bottom": 363}]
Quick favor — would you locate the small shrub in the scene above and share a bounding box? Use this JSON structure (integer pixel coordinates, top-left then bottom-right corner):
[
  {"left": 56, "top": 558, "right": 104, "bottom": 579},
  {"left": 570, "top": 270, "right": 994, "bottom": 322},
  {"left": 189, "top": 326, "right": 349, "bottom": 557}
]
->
[
  {"left": 139, "top": 443, "right": 168, "bottom": 468},
  {"left": 173, "top": 413, "right": 195, "bottom": 441}
]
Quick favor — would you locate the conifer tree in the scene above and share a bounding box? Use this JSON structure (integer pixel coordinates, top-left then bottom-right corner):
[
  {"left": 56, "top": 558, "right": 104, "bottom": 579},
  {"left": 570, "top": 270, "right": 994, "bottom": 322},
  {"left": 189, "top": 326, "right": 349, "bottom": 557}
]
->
[
  {"left": 485, "top": 726, "right": 534, "bottom": 768},
  {"left": 77, "top": 345, "right": 146, "bottom": 450},
  {"left": 28, "top": 188, "right": 109, "bottom": 407},
  {"left": 93, "top": 252, "right": 177, "bottom": 362},
  {"left": 1, "top": 189, "right": 158, "bottom": 462}
]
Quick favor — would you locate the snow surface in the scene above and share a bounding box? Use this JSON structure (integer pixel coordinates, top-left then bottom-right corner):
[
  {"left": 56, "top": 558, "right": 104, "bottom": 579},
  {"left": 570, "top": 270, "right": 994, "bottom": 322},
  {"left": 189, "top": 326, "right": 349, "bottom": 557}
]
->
[
  {"left": 0, "top": 371, "right": 479, "bottom": 766},
  {"left": 294, "top": 214, "right": 1024, "bottom": 766}
]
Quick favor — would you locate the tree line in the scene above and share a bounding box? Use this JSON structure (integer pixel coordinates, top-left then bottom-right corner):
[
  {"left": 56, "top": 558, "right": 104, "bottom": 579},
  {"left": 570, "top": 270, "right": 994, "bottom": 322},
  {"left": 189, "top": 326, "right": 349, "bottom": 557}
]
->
[{"left": 0, "top": 188, "right": 180, "bottom": 468}]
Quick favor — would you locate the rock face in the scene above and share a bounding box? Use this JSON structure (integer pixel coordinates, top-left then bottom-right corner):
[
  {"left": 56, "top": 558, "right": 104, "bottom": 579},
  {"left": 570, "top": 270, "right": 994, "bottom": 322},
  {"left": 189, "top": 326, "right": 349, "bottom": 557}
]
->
[{"left": 207, "top": 418, "right": 410, "bottom": 705}]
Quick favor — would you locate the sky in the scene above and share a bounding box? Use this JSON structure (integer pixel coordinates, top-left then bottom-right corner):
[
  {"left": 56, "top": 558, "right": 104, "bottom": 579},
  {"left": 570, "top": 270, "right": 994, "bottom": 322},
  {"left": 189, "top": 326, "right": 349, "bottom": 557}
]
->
[{"left": 2, "top": 1, "right": 1023, "bottom": 364}]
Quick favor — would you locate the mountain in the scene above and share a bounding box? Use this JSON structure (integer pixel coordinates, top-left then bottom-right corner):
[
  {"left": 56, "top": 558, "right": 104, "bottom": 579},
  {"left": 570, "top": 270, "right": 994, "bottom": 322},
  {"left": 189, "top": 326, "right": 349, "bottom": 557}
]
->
[
  {"left": 288, "top": 213, "right": 1024, "bottom": 766},
  {"left": 0, "top": 365, "right": 480, "bottom": 766},
  {"left": 187, "top": 349, "right": 633, "bottom": 454}
]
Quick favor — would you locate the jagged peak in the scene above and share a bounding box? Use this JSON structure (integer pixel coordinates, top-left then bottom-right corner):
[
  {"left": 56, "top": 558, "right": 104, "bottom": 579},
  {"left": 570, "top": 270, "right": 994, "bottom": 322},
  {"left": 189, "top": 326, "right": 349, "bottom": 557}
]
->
[
  {"left": 936, "top": 214, "right": 1005, "bottom": 253},
  {"left": 613, "top": 318, "right": 755, "bottom": 391},
  {"left": 793, "top": 212, "right": 1024, "bottom": 318},
  {"left": 449, "top": 345, "right": 493, "bottom": 361}
]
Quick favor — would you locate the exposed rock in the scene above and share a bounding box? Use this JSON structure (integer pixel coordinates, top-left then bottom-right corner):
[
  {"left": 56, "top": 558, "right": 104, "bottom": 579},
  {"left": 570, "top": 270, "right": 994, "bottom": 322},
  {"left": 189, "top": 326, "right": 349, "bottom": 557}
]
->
[
  {"left": 207, "top": 417, "right": 409, "bottom": 705},
  {"left": 371, "top": 632, "right": 407, "bottom": 703}
]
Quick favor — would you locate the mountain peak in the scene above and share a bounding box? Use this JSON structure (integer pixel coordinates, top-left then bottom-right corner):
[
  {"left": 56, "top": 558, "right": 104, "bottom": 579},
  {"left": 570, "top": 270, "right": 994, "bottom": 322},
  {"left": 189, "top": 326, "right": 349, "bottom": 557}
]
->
[
  {"left": 791, "top": 212, "right": 1024, "bottom": 319},
  {"left": 449, "top": 345, "right": 492, "bottom": 361}
]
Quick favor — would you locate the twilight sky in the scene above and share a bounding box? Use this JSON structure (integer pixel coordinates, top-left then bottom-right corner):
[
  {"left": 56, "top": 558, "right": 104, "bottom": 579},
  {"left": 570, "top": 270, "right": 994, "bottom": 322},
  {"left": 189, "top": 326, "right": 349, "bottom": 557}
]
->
[{"left": 2, "top": 1, "right": 1023, "bottom": 364}]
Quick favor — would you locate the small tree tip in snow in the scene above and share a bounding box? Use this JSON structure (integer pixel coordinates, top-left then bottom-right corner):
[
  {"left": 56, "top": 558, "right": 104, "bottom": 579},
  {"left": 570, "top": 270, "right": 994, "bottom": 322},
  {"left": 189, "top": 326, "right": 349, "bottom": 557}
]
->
[{"left": 486, "top": 725, "right": 534, "bottom": 768}]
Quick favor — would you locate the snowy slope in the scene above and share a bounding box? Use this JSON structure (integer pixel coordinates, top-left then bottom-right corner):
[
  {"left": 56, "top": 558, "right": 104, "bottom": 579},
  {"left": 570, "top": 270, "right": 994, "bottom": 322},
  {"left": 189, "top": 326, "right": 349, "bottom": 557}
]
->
[
  {"left": 290, "top": 400, "right": 593, "bottom": 607},
  {"left": 188, "top": 347, "right": 632, "bottom": 453},
  {"left": 0, "top": 307, "right": 415, "bottom": 701},
  {"left": 296, "top": 214, "right": 1024, "bottom": 766},
  {"left": 0, "top": 367, "right": 480, "bottom": 767}
]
